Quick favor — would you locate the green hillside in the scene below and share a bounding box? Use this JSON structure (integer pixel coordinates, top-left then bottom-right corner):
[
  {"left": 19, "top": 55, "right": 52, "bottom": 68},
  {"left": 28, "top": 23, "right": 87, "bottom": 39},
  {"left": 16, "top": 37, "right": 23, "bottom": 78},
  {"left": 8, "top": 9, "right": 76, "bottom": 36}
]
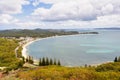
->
[
  {"left": 0, "top": 38, "right": 24, "bottom": 70},
  {"left": 17, "top": 62, "right": 120, "bottom": 80},
  {"left": 0, "top": 29, "right": 79, "bottom": 37}
]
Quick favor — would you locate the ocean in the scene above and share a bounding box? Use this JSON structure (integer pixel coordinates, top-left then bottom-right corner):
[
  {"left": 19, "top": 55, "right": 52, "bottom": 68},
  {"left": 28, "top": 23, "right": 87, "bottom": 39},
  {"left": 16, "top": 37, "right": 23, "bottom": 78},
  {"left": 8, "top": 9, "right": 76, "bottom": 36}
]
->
[{"left": 27, "top": 30, "right": 120, "bottom": 66}]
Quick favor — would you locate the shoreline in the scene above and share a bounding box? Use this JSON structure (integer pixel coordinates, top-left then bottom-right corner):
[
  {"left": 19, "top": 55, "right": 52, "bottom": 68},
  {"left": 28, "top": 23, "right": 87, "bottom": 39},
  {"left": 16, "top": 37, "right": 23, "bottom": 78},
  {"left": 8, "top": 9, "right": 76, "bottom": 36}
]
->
[
  {"left": 21, "top": 34, "right": 80, "bottom": 60},
  {"left": 22, "top": 38, "right": 36, "bottom": 59},
  {"left": 21, "top": 34, "right": 112, "bottom": 66},
  {"left": 22, "top": 36, "right": 55, "bottom": 59}
]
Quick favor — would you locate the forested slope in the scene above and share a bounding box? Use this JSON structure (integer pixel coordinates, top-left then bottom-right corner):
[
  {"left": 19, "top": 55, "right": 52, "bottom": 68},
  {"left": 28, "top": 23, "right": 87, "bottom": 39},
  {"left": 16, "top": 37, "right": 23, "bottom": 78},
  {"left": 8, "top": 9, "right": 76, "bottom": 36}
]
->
[
  {"left": 0, "top": 29, "right": 79, "bottom": 37},
  {"left": 0, "top": 38, "right": 23, "bottom": 70}
]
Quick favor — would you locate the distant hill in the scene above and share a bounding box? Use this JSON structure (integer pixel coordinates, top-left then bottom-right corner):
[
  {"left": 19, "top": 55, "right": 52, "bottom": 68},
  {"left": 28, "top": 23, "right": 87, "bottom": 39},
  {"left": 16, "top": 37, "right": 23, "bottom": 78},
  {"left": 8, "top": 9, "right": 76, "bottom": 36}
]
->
[
  {"left": 0, "top": 29, "right": 79, "bottom": 37},
  {"left": 64, "top": 28, "right": 120, "bottom": 32},
  {"left": 94, "top": 28, "right": 120, "bottom": 30}
]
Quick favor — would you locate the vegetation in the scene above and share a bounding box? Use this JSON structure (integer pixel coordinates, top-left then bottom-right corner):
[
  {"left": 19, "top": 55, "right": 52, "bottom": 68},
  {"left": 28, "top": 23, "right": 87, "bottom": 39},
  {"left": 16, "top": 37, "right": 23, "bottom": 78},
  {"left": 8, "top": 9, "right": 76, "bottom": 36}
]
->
[
  {"left": 0, "top": 29, "right": 79, "bottom": 38},
  {"left": 16, "top": 46, "right": 23, "bottom": 58},
  {"left": 0, "top": 33, "right": 120, "bottom": 80},
  {"left": 17, "top": 62, "right": 120, "bottom": 80},
  {"left": 114, "top": 56, "right": 120, "bottom": 62},
  {"left": 26, "top": 56, "right": 34, "bottom": 64},
  {"left": 39, "top": 57, "right": 61, "bottom": 66},
  {"left": 79, "top": 32, "right": 99, "bottom": 34},
  {"left": 0, "top": 38, "right": 24, "bottom": 70},
  {"left": 95, "top": 62, "right": 120, "bottom": 72}
]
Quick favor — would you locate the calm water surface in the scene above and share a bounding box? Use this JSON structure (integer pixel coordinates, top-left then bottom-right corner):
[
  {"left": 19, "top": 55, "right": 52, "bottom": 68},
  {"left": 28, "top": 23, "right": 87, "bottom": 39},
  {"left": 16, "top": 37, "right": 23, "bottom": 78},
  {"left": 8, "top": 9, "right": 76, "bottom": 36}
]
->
[{"left": 27, "top": 30, "right": 120, "bottom": 66}]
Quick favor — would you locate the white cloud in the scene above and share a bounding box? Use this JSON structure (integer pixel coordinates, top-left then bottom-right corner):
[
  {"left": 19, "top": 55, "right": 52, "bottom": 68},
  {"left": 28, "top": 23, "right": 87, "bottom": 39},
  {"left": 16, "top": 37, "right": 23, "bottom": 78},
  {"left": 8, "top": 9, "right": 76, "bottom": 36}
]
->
[
  {"left": 32, "top": 0, "right": 76, "bottom": 4},
  {"left": 0, "top": 0, "right": 30, "bottom": 14},
  {"left": 0, "top": 14, "right": 18, "bottom": 24},
  {"left": 0, "top": 0, "right": 35, "bottom": 29},
  {"left": 14, "top": 21, "right": 42, "bottom": 28},
  {"left": 32, "top": 0, "right": 97, "bottom": 21},
  {"left": 32, "top": 0, "right": 120, "bottom": 22},
  {"left": 101, "top": 4, "right": 114, "bottom": 15},
  {"left": 1, "top": 14, "right": 120, "bottom": 29},
  {"left": 1, "top": 0, "right": 120, "bottom": 29},
  {"left": 32, "top": 0, "right": 66, "bottom": 6},
  {"left": 90, "top": 15, "right": 120, "bottom": 27}
]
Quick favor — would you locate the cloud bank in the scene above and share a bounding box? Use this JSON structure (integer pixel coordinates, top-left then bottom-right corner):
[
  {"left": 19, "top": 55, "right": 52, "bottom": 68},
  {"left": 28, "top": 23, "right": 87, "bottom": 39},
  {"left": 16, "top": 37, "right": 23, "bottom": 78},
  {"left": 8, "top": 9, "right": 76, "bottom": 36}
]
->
[{"left": 0, "top": 0, "right": 120, "bottom": 29}]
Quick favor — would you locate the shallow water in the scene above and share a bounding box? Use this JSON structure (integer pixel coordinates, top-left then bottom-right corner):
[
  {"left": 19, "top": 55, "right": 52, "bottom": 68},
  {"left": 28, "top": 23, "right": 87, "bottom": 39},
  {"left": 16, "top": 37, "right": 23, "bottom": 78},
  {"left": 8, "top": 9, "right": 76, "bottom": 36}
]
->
[{"left": 27, "top": 30, "right": 120, "bottom": 66}]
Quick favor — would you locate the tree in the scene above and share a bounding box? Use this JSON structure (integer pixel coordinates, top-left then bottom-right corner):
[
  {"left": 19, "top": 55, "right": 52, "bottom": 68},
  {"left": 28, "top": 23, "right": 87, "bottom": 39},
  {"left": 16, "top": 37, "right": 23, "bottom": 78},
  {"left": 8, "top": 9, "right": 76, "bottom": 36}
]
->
[
  {"left": 30, "top": 56, "right": 34, "bottom": 64},
  {"left": 114, "top": 57, "right": 118, "bottom": 62},
  {"left": 39, "top": 58, "right": 42, "bottom": 66},
  {"left": 22, "top": 56, "right": 25, "bottom": 63},
  {"left": 54, "top": 59, "right": 56, "bottom": 65},
  {"left": 26, "top": 57, "right": 28, "bottom": 62},
  {"left": 50, "top": 58, "right": 53, "bottom": 65},
  {"left": 117, "top": 56, "right": 120, "bottom": 62},
  {"left": 85, "top": 64, "right": 87, "bottom": 67},
  {"left": 46, "top": 57, "right": 49, "bottom": 65},
  {"left": 42, "top": 57, "right": 46, "bottom": 66},
  {"left": 57, "top": 60, "right": 61, "bottom": 66},
  {"left": 27, "top": 56, "right": 34, "bottom": 64}
]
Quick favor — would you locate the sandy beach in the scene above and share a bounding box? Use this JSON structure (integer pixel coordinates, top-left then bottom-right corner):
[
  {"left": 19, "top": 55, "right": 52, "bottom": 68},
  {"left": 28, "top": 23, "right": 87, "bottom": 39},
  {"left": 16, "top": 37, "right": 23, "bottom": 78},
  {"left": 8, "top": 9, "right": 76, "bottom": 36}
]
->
[
  {"left": 21, "top": 36, "right": 56, "bottom": 59},
  {"left": 22, "top": 38, "right": 35, "bottom": 59},
  {"left": 21, "top": 36, "right": 59, "bottom": 65}
]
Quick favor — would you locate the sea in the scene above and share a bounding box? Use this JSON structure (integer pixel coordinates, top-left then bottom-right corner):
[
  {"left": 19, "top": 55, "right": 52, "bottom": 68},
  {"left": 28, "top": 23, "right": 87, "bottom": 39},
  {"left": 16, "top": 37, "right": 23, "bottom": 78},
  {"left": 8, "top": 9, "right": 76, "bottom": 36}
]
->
[{"left": 27, "top": 30, "right": 120, "bottom": 66}]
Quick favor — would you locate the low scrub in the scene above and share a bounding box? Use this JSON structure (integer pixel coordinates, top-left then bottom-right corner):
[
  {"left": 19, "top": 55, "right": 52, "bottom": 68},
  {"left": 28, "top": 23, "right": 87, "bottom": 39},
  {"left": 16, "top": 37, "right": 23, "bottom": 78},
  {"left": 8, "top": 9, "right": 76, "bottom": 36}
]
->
[{"left": 17, "top": 62, "right": 120, "bottom": 80}]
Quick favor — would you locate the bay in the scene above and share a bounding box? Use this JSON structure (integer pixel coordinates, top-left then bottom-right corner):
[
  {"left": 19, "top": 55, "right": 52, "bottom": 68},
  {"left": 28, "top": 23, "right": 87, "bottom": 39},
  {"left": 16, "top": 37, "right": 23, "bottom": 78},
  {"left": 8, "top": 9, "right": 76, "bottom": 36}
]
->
[{"left": 27, "top": 30, "right": 120, "bottom": 66}]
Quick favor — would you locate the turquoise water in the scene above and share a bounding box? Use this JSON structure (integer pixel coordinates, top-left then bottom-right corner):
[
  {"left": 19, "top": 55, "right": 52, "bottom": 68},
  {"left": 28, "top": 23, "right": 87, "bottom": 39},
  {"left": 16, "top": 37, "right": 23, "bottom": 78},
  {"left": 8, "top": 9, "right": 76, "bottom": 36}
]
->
[{"left": 27, "top": 30, "right": 120, "bottom": 66}]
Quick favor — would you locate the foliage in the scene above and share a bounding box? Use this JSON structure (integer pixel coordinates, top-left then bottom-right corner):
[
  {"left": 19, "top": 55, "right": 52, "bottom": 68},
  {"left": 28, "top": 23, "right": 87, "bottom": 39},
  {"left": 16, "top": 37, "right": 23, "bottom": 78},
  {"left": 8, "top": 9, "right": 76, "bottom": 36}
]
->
[
  {"left": 39, "top": 57, "right": 61, "bottom": 66},
  {"left": 118, "top": 56, "right": 120, "bottom": 62},
  {"left": 17, "top": 46, "right": 23, "bottom": 58},
  {"left": 0, "top": 29, "right": 79, "bottom": 38},
  {"left": 114, "top": 57, "right": 118, "bottom": 62},
  {"left": 0, "top": 38, "right": 24, "bottom": 70},
  {"left": 114, "top": 56, "right": 120, "bottom": 62},
  {"left": 26, "top": 56, "right": 34, "bottom": 64},
  {"left": 17, "top": 62, "right": 120, "bottom": 80},
  {"left": 50, "top": 58, "right": 53, "bottom": 65},
  {"left": 58, "top": 60, "right": 61, "bottom": 66},
  {"left": 95, "top": 62, "right": 120, "bottom": 72}
]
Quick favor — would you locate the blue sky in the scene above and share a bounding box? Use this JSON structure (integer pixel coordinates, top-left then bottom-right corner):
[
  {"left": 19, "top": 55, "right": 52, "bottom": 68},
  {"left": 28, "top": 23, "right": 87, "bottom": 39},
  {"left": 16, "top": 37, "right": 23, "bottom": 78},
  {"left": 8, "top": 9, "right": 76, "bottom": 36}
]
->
[{"left": 0, "top": 0, "right": 120, "bottom": 30}]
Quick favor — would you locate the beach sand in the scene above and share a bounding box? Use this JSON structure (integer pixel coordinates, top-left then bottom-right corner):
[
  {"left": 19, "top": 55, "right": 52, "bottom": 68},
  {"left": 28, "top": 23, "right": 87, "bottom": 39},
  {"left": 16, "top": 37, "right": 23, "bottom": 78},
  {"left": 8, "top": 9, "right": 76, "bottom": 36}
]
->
[
  {"left": 21, "top": 36, "right": 54, "bottom": 58},
  {"left": 22, "top": 38, "right": 37, "bottom": 59},
  {"left": 21, "top": 36, "right": 57, "bottom": 64}
]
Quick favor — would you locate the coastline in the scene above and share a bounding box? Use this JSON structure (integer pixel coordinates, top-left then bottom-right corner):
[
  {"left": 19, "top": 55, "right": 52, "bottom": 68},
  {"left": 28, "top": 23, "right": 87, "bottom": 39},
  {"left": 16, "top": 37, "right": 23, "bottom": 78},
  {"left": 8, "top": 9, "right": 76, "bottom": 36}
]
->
[
  {"left": 22, "top": 38, "right": 36, "bottom": 59},
  {"left": 21, "top": 34, "right": 113, "bottom": 67},
  {"left": 21, "top": 34, "right": 80, "bottom": 60},
  {"left": 21, "top": 37, "right": 53, "bottom": 59}
]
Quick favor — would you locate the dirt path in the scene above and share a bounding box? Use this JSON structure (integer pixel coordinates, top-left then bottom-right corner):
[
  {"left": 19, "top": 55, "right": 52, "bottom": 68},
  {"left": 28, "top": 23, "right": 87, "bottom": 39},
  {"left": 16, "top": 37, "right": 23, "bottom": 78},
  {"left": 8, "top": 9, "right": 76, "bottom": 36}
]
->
[{"left": 15, "top": 46, "right": 19, "bottom": 58}]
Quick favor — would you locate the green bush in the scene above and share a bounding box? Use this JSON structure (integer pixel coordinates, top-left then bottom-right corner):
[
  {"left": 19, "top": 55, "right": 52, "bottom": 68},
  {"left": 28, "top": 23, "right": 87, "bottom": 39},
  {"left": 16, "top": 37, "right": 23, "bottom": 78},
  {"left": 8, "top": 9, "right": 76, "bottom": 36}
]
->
[
  {"left": 17, "top": 63, "right": 120, "bottom": 80},
  {"left": 0, "top": 38, "right": 24, "bottom": 70}
]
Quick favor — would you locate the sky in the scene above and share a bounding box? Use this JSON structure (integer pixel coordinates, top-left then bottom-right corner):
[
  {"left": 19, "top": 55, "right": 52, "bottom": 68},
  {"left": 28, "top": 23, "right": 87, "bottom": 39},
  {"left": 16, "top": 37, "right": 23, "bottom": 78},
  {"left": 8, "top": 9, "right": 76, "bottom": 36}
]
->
[{"left": 0, "top": 0, "right": 120, "bottom": 30}]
